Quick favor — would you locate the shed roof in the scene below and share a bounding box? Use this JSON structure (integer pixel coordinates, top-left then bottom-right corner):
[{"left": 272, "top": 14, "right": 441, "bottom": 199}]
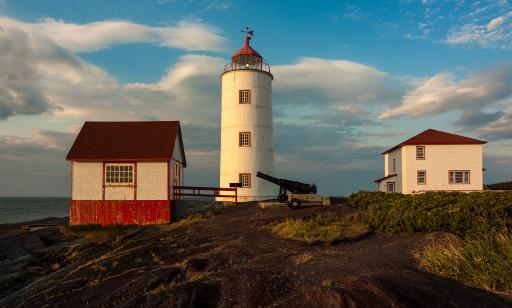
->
[
  {"left": 66, "top": 121, "right": 186, "bottom": 166},
  {"left": 374, "top": 174, "right": 397, "bottom": 183},
  {"left": 382, "top": 129, "right": 486, "bottom": 154}
]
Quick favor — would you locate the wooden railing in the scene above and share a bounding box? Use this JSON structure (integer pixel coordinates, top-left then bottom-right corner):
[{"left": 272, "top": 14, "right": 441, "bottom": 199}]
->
[{"left": 173, "top": 186, "right": 237, "bottom": 204}]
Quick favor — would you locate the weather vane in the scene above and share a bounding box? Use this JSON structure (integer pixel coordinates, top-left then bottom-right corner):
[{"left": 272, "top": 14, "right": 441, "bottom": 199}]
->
[{"left": 241, "top": 27, "right": 254, "bottom": 38}]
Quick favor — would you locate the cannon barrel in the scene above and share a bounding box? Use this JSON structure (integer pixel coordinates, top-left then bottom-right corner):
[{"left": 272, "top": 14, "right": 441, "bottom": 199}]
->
[{"left": 256, "top": 171, "right": 317, "bottom": 194}]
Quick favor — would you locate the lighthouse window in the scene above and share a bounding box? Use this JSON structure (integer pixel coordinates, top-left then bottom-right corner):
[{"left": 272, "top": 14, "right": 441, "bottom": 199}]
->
[
  {"left": 239, "top": 132, "right": 251, "bottom": 147},
  {"left": 239, "top": 173, "right": 251, "bottom": 188},
  {"left": 105, "top": 164, "right": 134, "bottom": 184},
  {"left": 239, "top": 90, "right": 251, "bottom": 104}
]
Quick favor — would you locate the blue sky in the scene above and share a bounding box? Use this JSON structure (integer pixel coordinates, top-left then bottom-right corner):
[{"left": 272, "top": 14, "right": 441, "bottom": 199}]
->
[{"left": 0, "top": 0, "right": 511, "bottom": 196}]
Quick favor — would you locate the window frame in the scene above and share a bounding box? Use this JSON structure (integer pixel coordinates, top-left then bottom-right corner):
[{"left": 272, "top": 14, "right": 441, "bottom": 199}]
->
[
  {"left": 239, "top": 131, "right": 251, "bottom": 147},
  {"left": 239, "top": 89, "right": 251, "bottom": 104},
  {"left": 239, "top": 173, "right": 251, "bottom": 188},
  {"left": 105, "top": 163, "right": 135, "bottom": 186},
  {"left": 449, "top": 170, "right": 471, "bottom": 184},
  {"left": 416, "top": 145, "right": 425, "bottom": 160},
  {"left": 386, "top": 182, "right": 395, "bottom": 192},
  {"left": 417, "top": 170, "right": 426, "bottom": 185}
]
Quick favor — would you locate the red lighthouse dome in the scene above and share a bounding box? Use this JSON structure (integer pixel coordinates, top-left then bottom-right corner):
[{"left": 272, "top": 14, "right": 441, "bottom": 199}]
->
[{"left": 222, "top": 31, "right": 271, "bottom": 76}]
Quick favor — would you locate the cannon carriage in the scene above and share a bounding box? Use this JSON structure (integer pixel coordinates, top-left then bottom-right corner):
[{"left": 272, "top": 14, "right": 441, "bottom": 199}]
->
[{"left": 256, "top": 172, "right": 330, "bottom": 209}]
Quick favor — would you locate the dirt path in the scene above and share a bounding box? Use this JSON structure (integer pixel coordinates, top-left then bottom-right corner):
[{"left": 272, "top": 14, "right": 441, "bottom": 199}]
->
[{"left": 1, "top": 203, "right": 509, "bottom": 307}]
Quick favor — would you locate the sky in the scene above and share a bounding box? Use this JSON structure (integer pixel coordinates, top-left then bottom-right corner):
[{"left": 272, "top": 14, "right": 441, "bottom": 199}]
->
[{"left": 0, "top": 0, "right": 511, "bottom": 197}]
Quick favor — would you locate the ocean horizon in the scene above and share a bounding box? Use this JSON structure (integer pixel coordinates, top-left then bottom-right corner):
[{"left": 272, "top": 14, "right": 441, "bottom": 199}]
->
[{"left": 0, "top": 197, "right": 70, "bottom": 224}]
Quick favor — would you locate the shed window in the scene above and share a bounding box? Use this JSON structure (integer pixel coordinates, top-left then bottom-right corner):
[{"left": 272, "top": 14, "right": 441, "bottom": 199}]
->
[
  {"left": 416, "top": 146, "right": 425, "bottom": 160},
  {"left": 449, "top": 170, "right": 470, "bottom": 184},
  {"left": 417, "top": 170, "right": 426, "bottom": 185},
  {"left": 239, "top": 90, "right": 251, "bottom": 104},
  {"left": 105, "top": 164, "right": 134, "bottom": 184},
  {"left": 239, "top": 173, "right": 251, "bottom": 188},
  {"left": 386, "top": 182, "right": 395, "bottom": 192},
  {"left": 239, "top": 132, "right": 251, "bottom": 147}
]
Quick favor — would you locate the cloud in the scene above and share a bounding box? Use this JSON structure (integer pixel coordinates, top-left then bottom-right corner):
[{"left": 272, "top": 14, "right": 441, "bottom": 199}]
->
[
  {"left": 487, "top": 16, "right": 506, "bottom": 31},
  {"left": 445, "top": 12, "right": 512, "bottom": 49},
  {"left": 0, "top": 131, "right": 71, "bottom": 196},
  {"left": 0, "top": 17, "right": 226, "bottom": 53},
  {"left": 273, "top": 57, "right": 401, "bottom": 107},
  {"left": 477, "top": 108, "right": 512, "bottom": 141},
  {"left": 0, "top": 15, "right": 402, "bottom": 195},
  {"left": 379, "top": 64, "right": 512, "bottom": 119}
]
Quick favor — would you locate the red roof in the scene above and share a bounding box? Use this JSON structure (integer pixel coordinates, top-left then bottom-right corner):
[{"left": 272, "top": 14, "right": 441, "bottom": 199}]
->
[
  {"left": 66, "top": 121, "right": 186, "bottom": 166},
  {"left": 382, "top": 129, "right": 486, "bottom": 154},
  {"left": 231, "top": 36, "right": 262, "bottom": 59}
]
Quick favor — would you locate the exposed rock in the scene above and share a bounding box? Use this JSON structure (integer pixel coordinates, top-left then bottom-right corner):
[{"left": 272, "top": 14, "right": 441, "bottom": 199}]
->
[{"left": 0, "top": 205, "right": 510, "bottom": 307}]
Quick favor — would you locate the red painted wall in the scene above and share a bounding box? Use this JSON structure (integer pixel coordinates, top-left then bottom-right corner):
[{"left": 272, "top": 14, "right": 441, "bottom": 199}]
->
[{"left": 70, "top": 200, "right": 171, "bottom": 225}]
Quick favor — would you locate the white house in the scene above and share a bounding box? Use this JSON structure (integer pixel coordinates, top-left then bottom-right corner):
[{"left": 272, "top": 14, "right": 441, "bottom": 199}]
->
[
  {"left": 66, "top": 121, "right": 186, "bottom": 225},
  {"left": 375, "top": 129, "right": 486, "bottom": 194}
]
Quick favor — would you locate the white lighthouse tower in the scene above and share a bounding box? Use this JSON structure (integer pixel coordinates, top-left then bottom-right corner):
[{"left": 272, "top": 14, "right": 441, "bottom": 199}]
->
[{"left": 218, "top": 30, "right": 275, "bottom": 202}]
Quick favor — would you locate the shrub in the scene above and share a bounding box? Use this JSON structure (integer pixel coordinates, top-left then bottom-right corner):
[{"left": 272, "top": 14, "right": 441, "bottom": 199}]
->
[
  {"left": 347, "top": 191, "right": 512, "bottom": 238},
  {"left": 487, "top": 181, "right": 512, "bottom": 190},
  {"left": 272, "top": 213, "right": 369, "bottom": 244},
  {"left": 417, "top": 233, "right": 512, "bottom": 295}
]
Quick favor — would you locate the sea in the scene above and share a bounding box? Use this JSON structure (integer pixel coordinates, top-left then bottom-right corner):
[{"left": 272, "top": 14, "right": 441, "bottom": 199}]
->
[{"left": 0, "top": 197, "right": 70, "bottom": 224}]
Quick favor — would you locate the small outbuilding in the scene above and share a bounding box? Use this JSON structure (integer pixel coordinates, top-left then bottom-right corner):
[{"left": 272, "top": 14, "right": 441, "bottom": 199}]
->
[
  {"left": 375, "top": 129, "right": 486, "bottom": 194},
  {"left": 66, "top": 121, "right": 186, "bottom": 225}
]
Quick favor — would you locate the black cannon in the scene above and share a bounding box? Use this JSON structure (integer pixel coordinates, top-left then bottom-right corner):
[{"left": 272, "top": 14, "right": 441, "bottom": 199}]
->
[{"left": 256, "top": 171, "right": 318, "bottom": 204}]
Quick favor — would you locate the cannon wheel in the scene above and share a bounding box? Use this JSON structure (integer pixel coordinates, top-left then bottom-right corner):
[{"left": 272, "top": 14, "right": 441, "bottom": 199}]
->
[{"left": 288, "top": 198, "right": 301, "bottom": 209}]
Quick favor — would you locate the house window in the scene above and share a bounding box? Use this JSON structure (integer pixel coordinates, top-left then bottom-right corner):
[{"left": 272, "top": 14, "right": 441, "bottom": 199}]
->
[
  {"left": 239, "top": 90, "right": 251, "bottom": 104},
  {"left": 386, "top": 182, "right": 395, "bottom": 192},
  {"left": 392, "top": 159, "right": 396, "bottom": 173},
  {"left": 417, "top": 170, "right": 426, "bottom": 185},
  {"left": 105, "top": 164, "right": 134, "bottom": 184},
  {"left": 449, "top": 170, "right": 470, "bottom": 184},
  {"left": 239, "top": 173, "right": 251, "bottom": 188},
  {"left": 239, "top": 132, "right": 251, "bottom": 147},
  {"left": 416, "top": 146, "right": 425, "bottom": 160}
]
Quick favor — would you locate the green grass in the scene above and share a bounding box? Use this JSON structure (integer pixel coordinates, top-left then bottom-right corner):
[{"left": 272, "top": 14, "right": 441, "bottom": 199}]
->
[
  {"left": 348, "top": 191, "right": 512, "bottom": 238},
  {"left": 416, "top": 233, "right": 512, "bottom": 295},
  {"left": 272, "top": 213, "right": 369, "bottom": 244}
]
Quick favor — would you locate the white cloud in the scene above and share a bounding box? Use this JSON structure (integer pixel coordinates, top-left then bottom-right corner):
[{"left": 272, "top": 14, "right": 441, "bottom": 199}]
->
[
  {"left": 0, "top": 17, "right": 226, "bottom": 53},
  {"left": 445, "top": 12, "right": 512, "bottom": 49},
  {"left": 487, "top": 16, "right": 506, "bottom": 31},
  {"left": 273, "top": 57, "right": 400, "bottom": 105},
  {"left": 379, "top": 64, "right": 512, "bottom": 119}
]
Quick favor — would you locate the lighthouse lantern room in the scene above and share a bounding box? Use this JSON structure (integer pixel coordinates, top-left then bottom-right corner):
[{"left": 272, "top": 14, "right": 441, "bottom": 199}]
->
[{"left": 218, "top": 30, "right": 275, "bottom": 202}]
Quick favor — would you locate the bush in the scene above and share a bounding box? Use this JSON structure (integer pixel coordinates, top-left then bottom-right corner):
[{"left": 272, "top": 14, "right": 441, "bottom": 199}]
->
[
  {"left": 486, "top": 181, "right": 512, "bottom": 190},
  {"left": 347, "top": 191, "right": 512, "bottom": 238},
  {"left": 272, "top": 213, "right": 369, "bottom": 244},
  {"left": 417, "top": 233, "right": 512, "bottom": 295}
]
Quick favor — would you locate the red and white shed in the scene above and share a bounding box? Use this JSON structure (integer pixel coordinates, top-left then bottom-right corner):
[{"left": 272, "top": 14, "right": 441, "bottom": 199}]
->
[{"left": 66, "top": 121, "right": 186, "bottom": 225}]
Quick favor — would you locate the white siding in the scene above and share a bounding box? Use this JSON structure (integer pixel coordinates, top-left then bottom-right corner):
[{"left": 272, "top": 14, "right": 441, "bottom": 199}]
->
[
  {"left": 388, "top": 149, "right": 403, "bottom": 193},
  {"left": 137, "top": 161, "right": 168, "bottom": 200},
  {"left": 402, "top": 144, "right": 483, "bottom": 193},
  {"left": 219, "top": 70, "right": 275, "bottom": 201},
  {"left": 105, "top": 186, "right": 134, "bottom": 200},
  {"left": 173, "top": 136, "right": 183, "bottom": 163},
  {"left": 72, "top": 162, "right": 102, "bottom": 200}
]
